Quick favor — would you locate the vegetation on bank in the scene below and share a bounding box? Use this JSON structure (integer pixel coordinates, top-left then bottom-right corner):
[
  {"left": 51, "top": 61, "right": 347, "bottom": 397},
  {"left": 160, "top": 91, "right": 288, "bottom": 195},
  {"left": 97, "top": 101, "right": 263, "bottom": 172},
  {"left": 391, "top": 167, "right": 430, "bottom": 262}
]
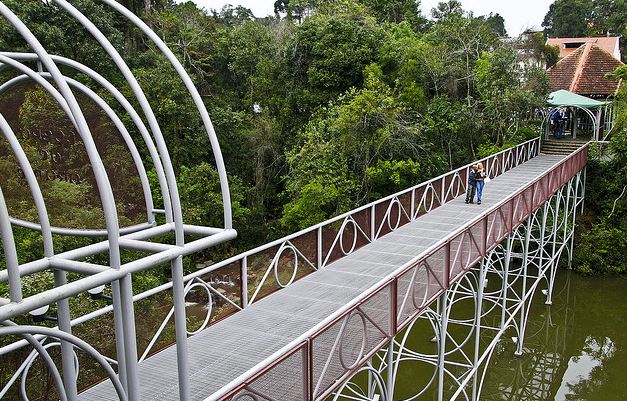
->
[{"left": 573, "top": 66, "right": 627, "bottom": 275}]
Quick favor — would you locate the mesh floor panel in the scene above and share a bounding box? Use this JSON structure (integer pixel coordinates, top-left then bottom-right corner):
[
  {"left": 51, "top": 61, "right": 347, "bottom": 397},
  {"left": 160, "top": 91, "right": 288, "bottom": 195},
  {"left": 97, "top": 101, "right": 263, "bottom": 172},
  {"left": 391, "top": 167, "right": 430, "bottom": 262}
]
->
[{"left": 77, "top": 155, "right": 566, "bottom": 401}]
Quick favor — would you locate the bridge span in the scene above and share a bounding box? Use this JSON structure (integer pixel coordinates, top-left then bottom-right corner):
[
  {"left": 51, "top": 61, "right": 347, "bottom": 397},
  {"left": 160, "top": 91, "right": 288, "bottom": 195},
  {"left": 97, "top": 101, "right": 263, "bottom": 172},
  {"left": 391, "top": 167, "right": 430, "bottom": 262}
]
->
[
  {"left": 0, "top": 4, "right": 588, "bottom": 401},
  {"left": 76, "top": 140, "right": 587, "bottom": 401}
]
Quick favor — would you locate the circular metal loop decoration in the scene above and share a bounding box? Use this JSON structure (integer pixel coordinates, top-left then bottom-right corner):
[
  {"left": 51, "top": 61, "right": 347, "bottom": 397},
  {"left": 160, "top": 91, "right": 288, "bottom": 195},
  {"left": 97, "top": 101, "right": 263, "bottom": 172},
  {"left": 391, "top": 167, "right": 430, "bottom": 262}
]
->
[
  {"left": 338, "top": 311, "right": 368, "bottom": 370},
  {"left": 332, "top": 365, "right": 387, "bottom": 401},
  {"left": 417, "top": 185, "right": 436, "bottom": 217},
  {"left": 411, "top": 265, "right": 431, "bottom": 310},
  {"left": 448, "top": 173, "right": 464, "bottom": 199},
  {"left": 339, "top": 218, "right": 358, "bottom": 255},
  {"left": 185, "top": 281, "right": 214, "bottom": 336},
  {"left": 273, "top": 243, "right": 299, "bottom": 288},
  {"left": 20, "top": 341, "right": 80, "bottom": 401},
  {"left": 386, "top": 198, "right": 402, "bottom": 231}
]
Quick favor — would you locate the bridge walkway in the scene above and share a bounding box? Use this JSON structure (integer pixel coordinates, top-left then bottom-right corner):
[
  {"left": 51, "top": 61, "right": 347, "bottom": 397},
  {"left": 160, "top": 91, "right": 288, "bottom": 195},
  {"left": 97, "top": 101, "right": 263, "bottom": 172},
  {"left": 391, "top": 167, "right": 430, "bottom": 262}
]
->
[{"left": 80, "top": 154, "right": 568, "bottom": 401}]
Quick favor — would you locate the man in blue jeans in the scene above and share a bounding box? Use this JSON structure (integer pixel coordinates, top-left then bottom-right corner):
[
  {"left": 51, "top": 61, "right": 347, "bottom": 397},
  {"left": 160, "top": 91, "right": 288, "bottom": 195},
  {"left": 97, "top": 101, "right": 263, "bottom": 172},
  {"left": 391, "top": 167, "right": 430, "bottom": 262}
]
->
[{"left": 465, "top": 164, "right": 477, "bottom": 204}]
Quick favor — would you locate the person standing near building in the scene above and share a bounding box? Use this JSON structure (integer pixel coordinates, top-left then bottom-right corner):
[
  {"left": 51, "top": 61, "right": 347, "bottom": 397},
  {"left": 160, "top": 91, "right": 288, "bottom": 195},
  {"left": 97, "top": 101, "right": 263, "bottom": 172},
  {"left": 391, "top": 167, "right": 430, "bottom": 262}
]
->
[{"left": 465, "top": 164, "right": 478, "bottom": 204}]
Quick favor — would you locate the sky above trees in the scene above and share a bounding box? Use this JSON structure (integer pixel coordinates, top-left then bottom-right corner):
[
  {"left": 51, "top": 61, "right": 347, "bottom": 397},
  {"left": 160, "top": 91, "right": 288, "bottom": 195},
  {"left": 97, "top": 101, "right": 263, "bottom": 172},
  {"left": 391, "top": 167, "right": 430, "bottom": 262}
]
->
[{"left": 189, "top": 0, "right": 554, "bottom": 36}]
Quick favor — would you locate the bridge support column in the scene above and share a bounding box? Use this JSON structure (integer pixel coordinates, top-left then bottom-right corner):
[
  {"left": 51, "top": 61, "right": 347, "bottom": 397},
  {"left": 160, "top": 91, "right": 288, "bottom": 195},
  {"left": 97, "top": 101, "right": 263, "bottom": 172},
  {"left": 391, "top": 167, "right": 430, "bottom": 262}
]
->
[
  {"left": 471, "top": 259, "right": 486, "bottom": 401},
  {"left": 547, "top": 184, "right": 563, "bottom": 306},
  {"left": 386, "top": 340, "right": 394, "bottom": 401},
  {"left": 436, "top": 292, "right": 449, "bottom": 401}
]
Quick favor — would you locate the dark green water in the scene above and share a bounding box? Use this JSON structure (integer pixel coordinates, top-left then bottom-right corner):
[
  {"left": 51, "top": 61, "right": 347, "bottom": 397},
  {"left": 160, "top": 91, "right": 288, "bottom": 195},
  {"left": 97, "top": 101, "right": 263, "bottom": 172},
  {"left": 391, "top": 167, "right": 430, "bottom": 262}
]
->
[
  {"left": 393, "top": 273, "right": 627, "bottom": 401},
  {"left": 480, "top": 273, "right": 627, "bottom": 401}
]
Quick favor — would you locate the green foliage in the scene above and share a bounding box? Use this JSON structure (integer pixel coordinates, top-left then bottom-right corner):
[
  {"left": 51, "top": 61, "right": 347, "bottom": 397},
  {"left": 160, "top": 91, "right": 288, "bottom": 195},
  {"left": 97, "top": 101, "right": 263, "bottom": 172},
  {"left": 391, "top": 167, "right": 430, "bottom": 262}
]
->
[
  {"left": 366, "top": 159, "right": 423, "bottom": 199},
  {"left": 281, "top": 128, "right": 358, "bottom": 229},
  {"left": 573, "top": 108, "right": 627, "bottom": 274},
  {"left": 574, "top": 222, "right": 627, "bottom": 274},
  {"left": 0, "top": 0, "right": 123, "bottom": 71},
  {"left": 474, "top": 47, "right": 547, "bottom": 146},
  {"left": 291, "top": 0, "right": 383, "bottom": 107},
  {"left": 176, "top": 163, "right": 251, "bottom": 229},
  {"left": 542, "top": 0, "right": 592, "bottom": 37},
  {"left": 360, "top": 0, "right": 428, "bottom": 30},
  {"left": 1, "top": 0, "right": 563, "bottom": 305}
]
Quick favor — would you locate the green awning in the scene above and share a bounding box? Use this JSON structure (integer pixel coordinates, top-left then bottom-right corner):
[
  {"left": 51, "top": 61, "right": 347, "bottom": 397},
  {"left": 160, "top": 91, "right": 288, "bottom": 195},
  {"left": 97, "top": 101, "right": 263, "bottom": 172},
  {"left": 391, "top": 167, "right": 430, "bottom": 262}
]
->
[{"left": 548, "top": 89, "right": 606, "bottom": 108}]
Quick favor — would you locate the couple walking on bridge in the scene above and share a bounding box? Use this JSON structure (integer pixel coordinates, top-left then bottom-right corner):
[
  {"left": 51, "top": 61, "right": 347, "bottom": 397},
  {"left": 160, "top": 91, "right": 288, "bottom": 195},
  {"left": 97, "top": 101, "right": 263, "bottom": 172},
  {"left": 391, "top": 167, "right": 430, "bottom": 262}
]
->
[{"left": 465, "top": 162, "right": 488, "bottom": 205}]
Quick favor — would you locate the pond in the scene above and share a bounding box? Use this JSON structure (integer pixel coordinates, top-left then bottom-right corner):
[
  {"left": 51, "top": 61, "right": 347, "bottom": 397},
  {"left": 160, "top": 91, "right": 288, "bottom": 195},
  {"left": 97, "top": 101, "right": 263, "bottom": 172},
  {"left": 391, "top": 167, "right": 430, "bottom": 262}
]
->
[{"left": 392, "top": 272, "right": 627, "bottom": 401}]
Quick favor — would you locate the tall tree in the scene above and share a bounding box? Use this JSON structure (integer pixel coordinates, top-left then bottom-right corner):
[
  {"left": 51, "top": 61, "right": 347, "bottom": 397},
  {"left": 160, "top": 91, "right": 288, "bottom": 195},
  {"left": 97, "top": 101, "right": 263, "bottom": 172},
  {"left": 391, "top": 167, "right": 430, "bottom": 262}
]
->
[
  {"left": 430, "top": 0, "right": 463, "bottom": 21},
  {"left": 542, "top": 0, "right": 592, "bottom": 37},
  {"left": 482, "top": 13, "right": 507, "bottom": 37},
  {"left": 360, "top": 0, "right": 428, "bottom": 30}
]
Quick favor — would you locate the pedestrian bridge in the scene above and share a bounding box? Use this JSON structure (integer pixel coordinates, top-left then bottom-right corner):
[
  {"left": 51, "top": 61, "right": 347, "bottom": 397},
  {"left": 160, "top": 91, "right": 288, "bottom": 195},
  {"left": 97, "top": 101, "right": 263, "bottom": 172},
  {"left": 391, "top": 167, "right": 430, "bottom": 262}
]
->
[
  {"left": 75, "top": 142, "right": 586, "bottom": 401},
  {"left": 0, "top": 3, "right": 588, "bottom": 401}
]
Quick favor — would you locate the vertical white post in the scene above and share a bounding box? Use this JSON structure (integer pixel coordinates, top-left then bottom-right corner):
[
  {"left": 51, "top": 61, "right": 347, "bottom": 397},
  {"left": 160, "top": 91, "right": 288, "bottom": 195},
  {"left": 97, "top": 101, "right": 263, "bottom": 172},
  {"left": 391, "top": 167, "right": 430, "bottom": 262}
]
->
[
  {"left": 171, "top": 256, "right": 190, "bottom": 401},
  {"left": 471, "top": 260, "right": 485, "bottom": 401},
  {"left": 386, "top": 341, "right": 394, "bottom": 401},
  {"left": 515, "top": 217, "right": 532, "bottom": 356},
  {"left": 241, "top": 257, "right": 249, "bottom": 308},
  {"left": 500, "top": 236, "right": 512, "bottom": 329},
  {"left": 437, "top": 292, "right": 448, "bottom": 401},
  {"left": 53, "top": 271, "right": 78, "bottom": 400}
]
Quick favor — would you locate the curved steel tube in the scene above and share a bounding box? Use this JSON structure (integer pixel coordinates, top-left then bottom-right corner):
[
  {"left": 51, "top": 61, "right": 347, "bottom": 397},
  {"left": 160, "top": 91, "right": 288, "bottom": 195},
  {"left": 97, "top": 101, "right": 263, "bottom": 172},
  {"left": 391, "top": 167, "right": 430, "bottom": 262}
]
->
[
  {"left": 46, "top": 2, "right": 212, "bottom": 396},
  {"left": 0, "top": 112, "right": 54, "bottom": 257},
  {"left": 0, "top": 325, "right": 128, "bottom": 401},
  {"left": 100, "top": 0, "right": 233, "bottom": 230},
  {"left": 0, "top": 321, "right": 68, "bottom": 401},
  {"left": 0, "top": 73, "right": 155, "bottom": 225},
  {"left": 0, "top": 184, "right": 21, "bottom": 302},
  {"left": 0, "top": 51, "right": 174, "bottom": 223},
  {"left": 0, "top": 6, "right": 122, "bottom": 400},
  {"left": 0, "top": 0, "right": 121, "bottom": 265}
]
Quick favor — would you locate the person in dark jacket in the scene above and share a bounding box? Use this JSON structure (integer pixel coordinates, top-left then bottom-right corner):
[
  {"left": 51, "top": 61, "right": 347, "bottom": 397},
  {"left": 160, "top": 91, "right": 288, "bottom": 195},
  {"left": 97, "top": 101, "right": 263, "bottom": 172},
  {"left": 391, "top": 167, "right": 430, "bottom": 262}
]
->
[{"left": 465, "top": 164, "right": 478, "bottom": 204}]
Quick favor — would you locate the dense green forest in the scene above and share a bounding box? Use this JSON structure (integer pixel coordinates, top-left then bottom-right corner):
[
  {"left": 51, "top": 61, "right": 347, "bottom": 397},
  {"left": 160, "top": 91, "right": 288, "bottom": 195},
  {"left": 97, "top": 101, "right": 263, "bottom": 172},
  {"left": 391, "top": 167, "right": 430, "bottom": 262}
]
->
[{"left": 0, "top": 0, "right": 625, "bottom": 288}]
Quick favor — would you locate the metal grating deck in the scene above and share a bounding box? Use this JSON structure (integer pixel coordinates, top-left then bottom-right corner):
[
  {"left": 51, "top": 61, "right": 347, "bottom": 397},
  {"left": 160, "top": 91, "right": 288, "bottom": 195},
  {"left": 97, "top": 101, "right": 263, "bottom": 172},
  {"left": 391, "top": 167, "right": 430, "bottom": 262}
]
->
[{"left": 78, "top": 154, "right": 566, "bottom": 401}]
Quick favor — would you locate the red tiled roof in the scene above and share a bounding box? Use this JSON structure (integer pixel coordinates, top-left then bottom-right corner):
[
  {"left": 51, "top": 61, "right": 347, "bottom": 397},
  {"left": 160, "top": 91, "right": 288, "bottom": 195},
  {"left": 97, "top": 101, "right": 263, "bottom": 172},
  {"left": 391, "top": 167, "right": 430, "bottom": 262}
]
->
[
  {"left": 547, "top": 37, "right": 620, "bottom": 60},
  {"left": 546, "top": 43, "right": 624, "bottom": 96}
]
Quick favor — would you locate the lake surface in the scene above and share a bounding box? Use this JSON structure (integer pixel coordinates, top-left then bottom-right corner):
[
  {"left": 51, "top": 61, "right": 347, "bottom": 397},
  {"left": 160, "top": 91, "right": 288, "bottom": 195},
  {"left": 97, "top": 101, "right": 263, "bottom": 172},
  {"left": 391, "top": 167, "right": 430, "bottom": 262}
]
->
[{"left": 393, "top": 272, "right": 627, "bottom": 401}]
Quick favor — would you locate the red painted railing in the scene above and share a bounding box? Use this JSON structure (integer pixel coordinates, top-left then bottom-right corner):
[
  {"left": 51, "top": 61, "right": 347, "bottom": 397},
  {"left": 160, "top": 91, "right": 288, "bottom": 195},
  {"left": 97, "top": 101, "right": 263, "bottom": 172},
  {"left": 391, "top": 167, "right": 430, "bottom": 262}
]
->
[{"left": 221, "top": 144, "right": 588, "bottom": 401}]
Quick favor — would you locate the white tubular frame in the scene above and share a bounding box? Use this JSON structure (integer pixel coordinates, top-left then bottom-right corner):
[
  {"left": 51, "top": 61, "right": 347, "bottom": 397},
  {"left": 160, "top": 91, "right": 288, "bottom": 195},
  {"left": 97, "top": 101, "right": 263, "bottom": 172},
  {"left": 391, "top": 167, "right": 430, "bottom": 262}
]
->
[{"left": 0, "top": 1, "right": 235, "bottom": 400}]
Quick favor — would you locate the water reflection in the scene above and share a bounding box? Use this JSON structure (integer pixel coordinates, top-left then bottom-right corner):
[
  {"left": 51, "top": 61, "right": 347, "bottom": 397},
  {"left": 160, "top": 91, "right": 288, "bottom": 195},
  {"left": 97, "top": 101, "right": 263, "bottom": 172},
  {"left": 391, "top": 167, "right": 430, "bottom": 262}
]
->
[{"left": 481, "top": 273, "right": 627, "bottom": 401}]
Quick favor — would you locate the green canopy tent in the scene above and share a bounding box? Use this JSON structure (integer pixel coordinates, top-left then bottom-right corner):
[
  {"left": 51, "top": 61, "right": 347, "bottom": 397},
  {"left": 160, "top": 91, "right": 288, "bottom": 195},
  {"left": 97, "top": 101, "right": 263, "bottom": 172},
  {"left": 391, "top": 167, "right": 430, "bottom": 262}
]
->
[{"left": 545, "top": 90, "right": 607, "bottom": 140}]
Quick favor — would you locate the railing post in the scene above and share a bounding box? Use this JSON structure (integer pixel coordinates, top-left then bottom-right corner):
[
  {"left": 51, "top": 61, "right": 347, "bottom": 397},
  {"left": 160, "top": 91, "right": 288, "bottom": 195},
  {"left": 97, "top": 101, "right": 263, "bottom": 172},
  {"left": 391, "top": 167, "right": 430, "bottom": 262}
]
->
[
  {"left": 371, "top": 204, "right": 376, "bottom": 241},
  {"left": 410, "top": 188, "right": 416, "bottom": 221},
  {"left": 444, "top": 243, "right": 451, "bottom": 288},
  {"left": 241, "top": 256, "right": 248, "bottom": 308},
  {"left": 390, "top": 279, "right": 398, "bottom": 335},
  {"left": 386, "top": 339, "right": 395, "bottom": 401},
  {"left": 317, "top": 227, "right": 323, "bottom": 269},
  {"left": 307, "top": 339, "right": 314, "bottom": 400}
]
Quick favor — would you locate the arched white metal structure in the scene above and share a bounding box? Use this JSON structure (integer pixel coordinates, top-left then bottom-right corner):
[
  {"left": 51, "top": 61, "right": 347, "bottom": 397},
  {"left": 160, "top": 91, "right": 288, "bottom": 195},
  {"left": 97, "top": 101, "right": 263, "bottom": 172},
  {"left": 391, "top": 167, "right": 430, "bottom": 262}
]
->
[
  {"left": 0, "top": 1, "right": 235, "bottom": 400},
  {"left": 542, "top": 105, "right": 601, "bottom": 141}
]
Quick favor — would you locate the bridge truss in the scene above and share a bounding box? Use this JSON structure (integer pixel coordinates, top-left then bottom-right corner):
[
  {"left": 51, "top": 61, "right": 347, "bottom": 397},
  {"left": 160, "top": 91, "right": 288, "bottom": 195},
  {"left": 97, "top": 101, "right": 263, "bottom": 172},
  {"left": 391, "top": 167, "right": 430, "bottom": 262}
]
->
[{"left": 332, "top": 162, "right": 585, "bottom": 401}]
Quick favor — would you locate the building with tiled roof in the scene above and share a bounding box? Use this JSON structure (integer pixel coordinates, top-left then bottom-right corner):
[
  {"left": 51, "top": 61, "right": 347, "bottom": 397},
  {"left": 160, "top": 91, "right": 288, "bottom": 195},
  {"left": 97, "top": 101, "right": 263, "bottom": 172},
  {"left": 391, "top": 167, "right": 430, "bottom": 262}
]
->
[
  {"left": 547, "top": 37, "right": 621, "bottom": 61},
  {"left": 546, "top": 42, "right": 624, "bottom": 99}
]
